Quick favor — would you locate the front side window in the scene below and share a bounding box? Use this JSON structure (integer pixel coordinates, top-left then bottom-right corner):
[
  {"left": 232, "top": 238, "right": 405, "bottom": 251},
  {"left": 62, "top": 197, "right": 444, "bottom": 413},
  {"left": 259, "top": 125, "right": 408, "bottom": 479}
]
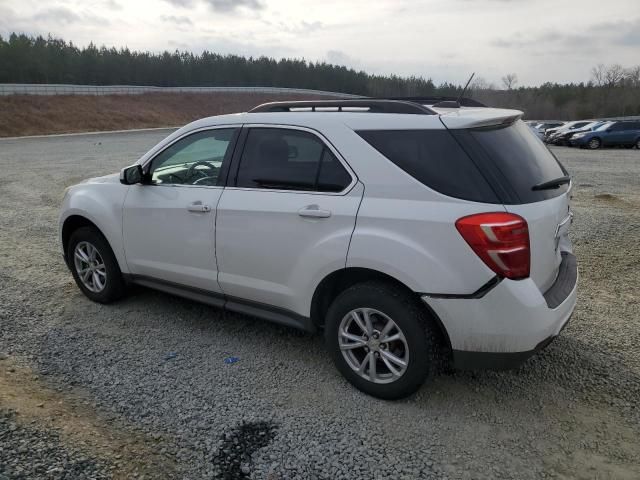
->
[
  {"left": 235, "top": 128, "right": 351, "bottom": 192},
  {"left": 149, "top": 128, "right": 237, "bottom": 186}
]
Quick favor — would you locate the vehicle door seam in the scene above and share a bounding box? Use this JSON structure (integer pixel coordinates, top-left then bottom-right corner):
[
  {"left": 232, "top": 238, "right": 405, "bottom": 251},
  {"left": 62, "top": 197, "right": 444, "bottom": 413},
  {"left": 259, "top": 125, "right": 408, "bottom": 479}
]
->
[{"left": 345, "top": 181, "right": 366, "bottom": 269}]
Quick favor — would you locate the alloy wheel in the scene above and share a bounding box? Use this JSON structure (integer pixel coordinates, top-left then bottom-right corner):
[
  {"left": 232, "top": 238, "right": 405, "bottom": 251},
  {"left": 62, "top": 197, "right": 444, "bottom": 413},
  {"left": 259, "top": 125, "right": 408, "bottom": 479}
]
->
[
  {"left": 338, "top": 308, "right": 409, "bottom": 384},
  {"left": 73, "top": 241, "right": 107, "bottom": 293}
]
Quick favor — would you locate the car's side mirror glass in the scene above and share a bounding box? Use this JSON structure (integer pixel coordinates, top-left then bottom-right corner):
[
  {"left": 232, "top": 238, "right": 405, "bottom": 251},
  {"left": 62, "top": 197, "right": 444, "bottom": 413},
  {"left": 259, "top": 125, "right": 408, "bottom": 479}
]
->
[{"left": 120, "top": 164, "right": 144, "bottom": 185}]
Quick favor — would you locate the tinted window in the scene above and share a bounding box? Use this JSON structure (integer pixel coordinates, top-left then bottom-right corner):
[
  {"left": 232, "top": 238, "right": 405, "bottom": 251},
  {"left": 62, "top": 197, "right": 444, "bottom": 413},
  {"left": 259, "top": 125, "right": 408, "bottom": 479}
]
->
[
  {"left": 150, "top": 129, "right": 236, "bottom": 186},
  {"left": 451, "top": 120, "right": 568, "bottom": 204},
  {"left": 357, "top": 129, "right": 499, "bottom": 203},
  {"left": 609, "top": 123, "right": 625, "bottom": 131},
  {"left": 236, "top": 128, "right": 351, "bottom": 192}
]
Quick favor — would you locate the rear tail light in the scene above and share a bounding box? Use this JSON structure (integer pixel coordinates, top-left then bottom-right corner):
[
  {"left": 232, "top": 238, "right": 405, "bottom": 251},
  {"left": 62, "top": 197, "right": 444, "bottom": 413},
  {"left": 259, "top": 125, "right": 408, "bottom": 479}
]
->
[{"left": 455, "top": 212, "right": 530, "bottom": 280}]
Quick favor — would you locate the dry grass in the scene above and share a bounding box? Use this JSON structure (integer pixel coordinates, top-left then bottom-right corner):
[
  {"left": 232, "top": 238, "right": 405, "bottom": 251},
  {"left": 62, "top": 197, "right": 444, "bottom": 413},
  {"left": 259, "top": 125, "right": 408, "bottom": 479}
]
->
[{"left": 0, "top": 92, "right": 334, "bottom": 137}]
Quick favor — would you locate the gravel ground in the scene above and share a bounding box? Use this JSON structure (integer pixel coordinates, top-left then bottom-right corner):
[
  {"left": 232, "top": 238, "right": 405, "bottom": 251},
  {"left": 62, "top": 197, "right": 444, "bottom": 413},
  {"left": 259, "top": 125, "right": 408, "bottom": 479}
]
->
[
  {"left": 0, "top": 131, "right": 639, "bottom": 479},
  {"left": 0, "top": 409, "right": 111, "bottom": 479}
]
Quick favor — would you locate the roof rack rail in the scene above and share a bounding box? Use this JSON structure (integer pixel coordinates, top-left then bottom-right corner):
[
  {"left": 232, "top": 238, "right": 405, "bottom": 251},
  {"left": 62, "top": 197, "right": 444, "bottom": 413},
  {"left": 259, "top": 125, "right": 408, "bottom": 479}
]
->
[
  {"left": 249, "top": 99, "right": 437, "bottom": 115},
  {"left": 381, "top": 96, "right": 487, "bottom": 108}
]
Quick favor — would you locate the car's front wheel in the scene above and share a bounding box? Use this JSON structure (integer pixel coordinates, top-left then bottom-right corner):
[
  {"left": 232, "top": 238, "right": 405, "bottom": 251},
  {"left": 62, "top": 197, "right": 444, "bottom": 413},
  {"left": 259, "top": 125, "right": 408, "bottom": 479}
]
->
[
  {"left": 67, "top": 226, "right": 125, "bottom": 303},
  {"left": 325, "top": 281, "right": 440, "bottom": 399},
  {"left": 587, "top": 137, "right": 602, "bottom": 149}
]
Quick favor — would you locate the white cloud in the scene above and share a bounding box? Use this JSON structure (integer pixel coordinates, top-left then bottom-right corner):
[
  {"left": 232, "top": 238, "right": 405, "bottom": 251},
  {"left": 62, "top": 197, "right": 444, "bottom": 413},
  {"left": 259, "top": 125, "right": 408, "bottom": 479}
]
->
[{"left": 2, "top": 0, "right": 639, "bottom": 86}]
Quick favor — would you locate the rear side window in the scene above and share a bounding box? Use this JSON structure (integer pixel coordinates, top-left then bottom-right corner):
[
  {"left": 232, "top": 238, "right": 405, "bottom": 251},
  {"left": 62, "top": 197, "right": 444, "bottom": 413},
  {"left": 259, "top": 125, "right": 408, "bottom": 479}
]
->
[
  {"left": 356, "top": 129, "right": 499, "bottom": 203},
  {"left": 236, "top": 128, "right": 351, "bottom": 192},
  {"left": 450, "top": 120, "right": 568, "bottom": 203}
]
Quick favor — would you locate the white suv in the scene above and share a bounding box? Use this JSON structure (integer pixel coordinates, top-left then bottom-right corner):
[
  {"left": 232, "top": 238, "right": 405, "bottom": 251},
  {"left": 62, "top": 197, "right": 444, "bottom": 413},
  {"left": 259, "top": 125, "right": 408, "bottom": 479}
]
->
[{"left": 59, "top": 99, "right": 578, "bottom": 399}]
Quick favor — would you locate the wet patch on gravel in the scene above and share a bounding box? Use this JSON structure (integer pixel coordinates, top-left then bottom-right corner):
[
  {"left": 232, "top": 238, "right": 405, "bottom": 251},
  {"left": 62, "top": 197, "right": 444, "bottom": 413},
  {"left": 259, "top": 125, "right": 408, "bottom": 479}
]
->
[{"left": 213, "top": 421, "right": 278, "bottom": 479}]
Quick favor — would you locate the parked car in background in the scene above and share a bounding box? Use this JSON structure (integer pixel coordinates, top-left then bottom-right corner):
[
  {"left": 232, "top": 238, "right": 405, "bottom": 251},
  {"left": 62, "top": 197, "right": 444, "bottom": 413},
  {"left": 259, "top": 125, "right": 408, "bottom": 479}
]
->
[
  {"left": 544, "top": 121, "right": 592, "bottom": 142},
  {"left": 571, "top": 120, "right": 640, "bottom": 149},
  {"left": 527, "top": 121, "right": 565, "bottom": 141},
  {"left": 529, "top": 123, "right": 546, "bottom": 140},
  {"left": 547, "top": 121, "right": 606, "bottom": 146}
]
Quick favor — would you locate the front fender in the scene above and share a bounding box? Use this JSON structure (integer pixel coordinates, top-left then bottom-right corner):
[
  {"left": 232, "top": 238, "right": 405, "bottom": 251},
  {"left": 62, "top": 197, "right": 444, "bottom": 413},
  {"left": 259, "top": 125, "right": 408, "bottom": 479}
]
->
[{"left": 59, "top": 183, "right": 130, "bottom": 273}]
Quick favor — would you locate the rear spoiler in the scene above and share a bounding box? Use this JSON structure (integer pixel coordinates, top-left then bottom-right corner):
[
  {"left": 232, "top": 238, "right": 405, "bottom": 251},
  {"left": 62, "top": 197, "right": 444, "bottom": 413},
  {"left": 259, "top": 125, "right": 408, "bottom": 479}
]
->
[{"left": 439, "top": 110, "right": 523, "bottom": 130}]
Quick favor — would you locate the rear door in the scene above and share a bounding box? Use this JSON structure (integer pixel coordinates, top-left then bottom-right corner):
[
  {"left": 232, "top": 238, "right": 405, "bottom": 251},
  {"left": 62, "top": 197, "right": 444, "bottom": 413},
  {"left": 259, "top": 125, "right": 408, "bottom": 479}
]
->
[
  {"left": 448, "top": 120, "right": 572, "bottom": 292},
  {"left": 215, "top": 125, "right": 362, "bottom": 316}
]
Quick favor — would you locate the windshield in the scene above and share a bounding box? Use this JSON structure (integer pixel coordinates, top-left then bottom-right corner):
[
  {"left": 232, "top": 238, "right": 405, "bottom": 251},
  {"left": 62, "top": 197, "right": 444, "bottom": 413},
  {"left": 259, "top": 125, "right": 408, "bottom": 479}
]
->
[
  {"left": 558, "top": 121, "right": 580, "bottom": 131},
  {"left": 596, "top": 122, "right": 613, "bottom": 131}
]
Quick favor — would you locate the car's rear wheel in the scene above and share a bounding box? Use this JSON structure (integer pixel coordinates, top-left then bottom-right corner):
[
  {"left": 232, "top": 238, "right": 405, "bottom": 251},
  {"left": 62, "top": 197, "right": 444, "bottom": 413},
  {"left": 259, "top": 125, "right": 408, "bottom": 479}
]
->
[
  {"left": 635, "top": 138, "right": 640, "bottom": 149},
  {"left": 67, "top": 226, "right": 125, "bottom": 303},
  {"left": 587, "top": 137, "right": 601, "bottom": 149},
  {"left": 325, "top": 281, "right": 440, "bottom": 399}
]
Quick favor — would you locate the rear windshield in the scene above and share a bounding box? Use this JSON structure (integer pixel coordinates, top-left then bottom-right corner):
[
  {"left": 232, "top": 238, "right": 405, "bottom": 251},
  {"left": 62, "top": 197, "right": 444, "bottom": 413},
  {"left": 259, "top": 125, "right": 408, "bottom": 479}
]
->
[
  {"left": 450, "top": 120, "right": 569, "bottom": 203},
  {"left": 357, "top": 120, "right": 569, "bottom": 205}
]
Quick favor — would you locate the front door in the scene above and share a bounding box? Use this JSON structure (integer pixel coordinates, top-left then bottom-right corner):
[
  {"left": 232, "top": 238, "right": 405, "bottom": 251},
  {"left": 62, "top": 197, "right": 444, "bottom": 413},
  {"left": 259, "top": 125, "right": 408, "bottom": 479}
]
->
[
  {"left": 603, "top": 122, "right": 629, "bottom": 146},
  {"left": 123, "top": 127, "right": 238, "bottom": 292}
]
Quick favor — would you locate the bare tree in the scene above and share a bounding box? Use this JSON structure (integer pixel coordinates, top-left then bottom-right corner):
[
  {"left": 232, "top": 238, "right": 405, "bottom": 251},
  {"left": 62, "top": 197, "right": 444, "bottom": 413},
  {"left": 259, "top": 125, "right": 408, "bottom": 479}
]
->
[
  {"left": 624, "top": 65, "right": 640, "bottom": 87},
  {"left": 591, "top": 64, "right": 606, "bottom": 86},
  {"left": 604, "top": 64, "right": 625, "bottom": 87},
  {"left": 470, "top": 76, "right": 490, "bottom": 91},
  {"left": 501, "top": 73, "right": 518, "bottom": 90}
]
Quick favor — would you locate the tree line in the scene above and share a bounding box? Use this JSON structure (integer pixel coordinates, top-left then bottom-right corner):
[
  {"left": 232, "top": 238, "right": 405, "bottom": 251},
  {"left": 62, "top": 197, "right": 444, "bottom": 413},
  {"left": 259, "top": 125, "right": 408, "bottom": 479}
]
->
[{"left": 1, "top": 33, "right": 639, "bottom": 119}]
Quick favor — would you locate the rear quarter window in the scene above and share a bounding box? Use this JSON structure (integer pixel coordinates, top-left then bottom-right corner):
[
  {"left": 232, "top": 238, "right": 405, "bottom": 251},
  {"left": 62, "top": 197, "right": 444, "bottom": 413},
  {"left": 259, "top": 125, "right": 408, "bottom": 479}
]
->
[{"left": 356, "top": 129, "right": 500, "bottom": 203}]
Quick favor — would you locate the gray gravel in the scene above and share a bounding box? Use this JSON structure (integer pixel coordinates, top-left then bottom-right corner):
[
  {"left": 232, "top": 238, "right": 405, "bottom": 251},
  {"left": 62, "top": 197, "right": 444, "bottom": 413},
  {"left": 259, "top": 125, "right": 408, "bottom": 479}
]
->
[
  {"left": 0, "top": 131, "right": 639, "bottom": 479},
  {"left": 0, "top": 409, "right": 111, "bottom": 480}
]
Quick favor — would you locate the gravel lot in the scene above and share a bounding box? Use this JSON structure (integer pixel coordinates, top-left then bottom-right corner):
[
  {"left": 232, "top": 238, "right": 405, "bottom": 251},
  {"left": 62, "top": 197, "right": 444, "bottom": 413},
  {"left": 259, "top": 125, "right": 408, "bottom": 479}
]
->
[{"left": 1, "top": 131, "right": 639, "bottom": 479}]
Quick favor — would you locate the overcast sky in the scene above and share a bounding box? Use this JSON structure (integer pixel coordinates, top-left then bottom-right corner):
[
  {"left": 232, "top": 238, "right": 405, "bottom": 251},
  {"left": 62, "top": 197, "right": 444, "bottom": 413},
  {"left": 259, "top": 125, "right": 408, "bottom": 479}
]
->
[{"left": 1, "top": 0, "right": 639, "bottom": 86}]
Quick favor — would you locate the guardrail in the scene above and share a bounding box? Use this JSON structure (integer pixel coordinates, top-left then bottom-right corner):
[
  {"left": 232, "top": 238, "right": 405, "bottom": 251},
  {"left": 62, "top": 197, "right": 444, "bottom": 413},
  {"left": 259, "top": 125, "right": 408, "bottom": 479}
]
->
[{"left": 0, "top": 84, "right": 360, "bottom": 97}]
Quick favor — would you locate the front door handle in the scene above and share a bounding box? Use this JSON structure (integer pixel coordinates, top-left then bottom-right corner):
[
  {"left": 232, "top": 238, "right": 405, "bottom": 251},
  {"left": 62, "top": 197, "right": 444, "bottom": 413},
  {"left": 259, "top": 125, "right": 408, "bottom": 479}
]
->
[
  {"left": 187, "top": 202, "right": 211, "bottom": 213},
  {"left": 298, "top": 205, "right": 331, "bottom": 218}
]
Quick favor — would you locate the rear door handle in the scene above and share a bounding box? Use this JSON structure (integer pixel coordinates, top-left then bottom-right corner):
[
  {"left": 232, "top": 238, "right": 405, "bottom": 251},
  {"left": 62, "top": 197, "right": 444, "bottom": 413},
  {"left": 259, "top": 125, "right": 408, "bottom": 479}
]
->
[
  {"left": 187, "top": 202, "right": 211, "bottom": 213},
  {"left": 298, "top": 205, "right": 331, "bottom": 218}
]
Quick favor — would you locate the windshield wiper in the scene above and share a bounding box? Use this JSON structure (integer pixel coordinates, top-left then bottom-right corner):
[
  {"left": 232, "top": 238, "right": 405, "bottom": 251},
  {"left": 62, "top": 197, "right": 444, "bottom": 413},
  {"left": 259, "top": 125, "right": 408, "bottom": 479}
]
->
[{"left": 531, "top": 175, "right": 571, "bottom": 191}]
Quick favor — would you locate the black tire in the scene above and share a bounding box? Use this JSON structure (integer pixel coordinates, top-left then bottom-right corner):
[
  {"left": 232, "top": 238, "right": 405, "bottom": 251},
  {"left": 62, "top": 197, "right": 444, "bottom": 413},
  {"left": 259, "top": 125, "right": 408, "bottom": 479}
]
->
[
  {"left": 635, "top": 138, "right": 640, "bottom": 150},
  {"left": 325, "top": 281, "right": 441, "bottom": 400},
  {"left": 587, "top": 137, "right": 601, "bottom": 150},
  {"left": 67, "top": 226, "right": 125, "bottom": 303}
]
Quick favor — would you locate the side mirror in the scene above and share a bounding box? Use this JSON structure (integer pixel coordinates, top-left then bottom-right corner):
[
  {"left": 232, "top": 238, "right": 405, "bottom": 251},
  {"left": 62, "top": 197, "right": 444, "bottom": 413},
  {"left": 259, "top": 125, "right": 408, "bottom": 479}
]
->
[{"left": 120, "top": 164, "right": 144, "bottom": 185}]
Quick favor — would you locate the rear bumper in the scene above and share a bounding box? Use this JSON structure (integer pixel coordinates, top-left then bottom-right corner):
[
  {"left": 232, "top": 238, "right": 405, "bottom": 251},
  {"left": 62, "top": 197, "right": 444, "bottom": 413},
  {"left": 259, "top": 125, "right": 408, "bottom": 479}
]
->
[{"left": 423, "top": 252, "right": 578, "bottom": 370}]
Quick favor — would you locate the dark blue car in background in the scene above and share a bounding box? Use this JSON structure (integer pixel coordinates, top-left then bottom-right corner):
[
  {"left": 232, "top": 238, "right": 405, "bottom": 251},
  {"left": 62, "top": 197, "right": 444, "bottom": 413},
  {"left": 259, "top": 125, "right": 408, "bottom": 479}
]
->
[{"left": 570, "top": 120, "right": 640, "bottom": 149}]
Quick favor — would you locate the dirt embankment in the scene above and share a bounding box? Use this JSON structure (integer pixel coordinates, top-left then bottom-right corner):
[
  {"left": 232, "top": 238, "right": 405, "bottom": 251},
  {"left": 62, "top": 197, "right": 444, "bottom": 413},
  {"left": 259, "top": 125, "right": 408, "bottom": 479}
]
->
[{"left": 0, "top": 92, "right": 333, "bottom": 138}]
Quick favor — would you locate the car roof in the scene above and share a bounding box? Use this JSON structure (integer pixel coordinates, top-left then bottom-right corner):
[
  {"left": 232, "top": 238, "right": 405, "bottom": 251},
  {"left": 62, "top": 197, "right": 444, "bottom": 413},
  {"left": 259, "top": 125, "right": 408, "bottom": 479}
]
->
[
  {"left": 181, "top": 105, "right": 524, "bottom": 132},
  {"left": 137, "top": 103, "right": 524, "bottom": 166}
]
